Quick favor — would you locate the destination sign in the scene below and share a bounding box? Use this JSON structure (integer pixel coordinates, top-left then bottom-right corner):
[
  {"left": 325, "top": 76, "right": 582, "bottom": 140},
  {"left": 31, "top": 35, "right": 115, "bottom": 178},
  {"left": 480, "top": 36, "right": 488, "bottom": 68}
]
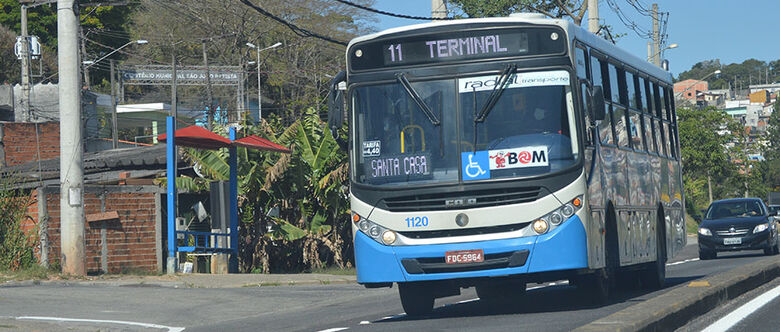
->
[
  {"left": 349, "top": 27, "right": 566, "bottom": 71},
  {"left": 363, "top": 153, "right": 433, "bottom": 184}
]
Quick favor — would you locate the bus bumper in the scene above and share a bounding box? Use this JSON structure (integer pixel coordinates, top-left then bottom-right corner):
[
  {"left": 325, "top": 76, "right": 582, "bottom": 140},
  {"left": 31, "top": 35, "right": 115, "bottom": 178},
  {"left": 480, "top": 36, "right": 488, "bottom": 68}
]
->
[{"left": 355, "top": 215, "right": 589, "bottom": 284}]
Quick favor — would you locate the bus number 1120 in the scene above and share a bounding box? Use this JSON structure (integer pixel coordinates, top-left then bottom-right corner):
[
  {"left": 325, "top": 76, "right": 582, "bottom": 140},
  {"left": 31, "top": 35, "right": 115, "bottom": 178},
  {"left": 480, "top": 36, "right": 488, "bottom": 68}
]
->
[{"left": 406, "top": 216, "right": 429, "bottom": 228}]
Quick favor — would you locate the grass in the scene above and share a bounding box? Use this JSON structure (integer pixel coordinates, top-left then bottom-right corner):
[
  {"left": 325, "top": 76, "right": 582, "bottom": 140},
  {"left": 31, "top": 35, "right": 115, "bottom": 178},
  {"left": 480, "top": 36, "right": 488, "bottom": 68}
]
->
[
  {"left": 310, "top": 266, "right": 356, "bottom": 276},
  {"left": 685, "top": 212, "right": 699, "bottom": 235},
  {"left": 0, "top": 265, "right": 57, "bottom": 283}
]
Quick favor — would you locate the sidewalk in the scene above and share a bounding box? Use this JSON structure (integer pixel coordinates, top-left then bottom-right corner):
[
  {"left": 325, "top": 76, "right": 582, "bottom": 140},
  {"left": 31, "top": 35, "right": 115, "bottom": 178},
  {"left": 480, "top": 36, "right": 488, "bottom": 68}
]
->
[{"left": 1, "top": 272, "right": 357, "bottom": 289}]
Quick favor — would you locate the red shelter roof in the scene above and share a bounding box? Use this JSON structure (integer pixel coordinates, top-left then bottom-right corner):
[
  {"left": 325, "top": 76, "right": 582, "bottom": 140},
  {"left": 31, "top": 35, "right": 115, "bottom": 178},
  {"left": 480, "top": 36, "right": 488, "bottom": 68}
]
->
[
  {"left": 233, "top": 135, "right": 291, "bottom": 153},
  {"left": 158, "top": 125, "right": 232, "bottom": 150},
  {"left": 157, "top": 126, "right": 291, "bottom": 153}
]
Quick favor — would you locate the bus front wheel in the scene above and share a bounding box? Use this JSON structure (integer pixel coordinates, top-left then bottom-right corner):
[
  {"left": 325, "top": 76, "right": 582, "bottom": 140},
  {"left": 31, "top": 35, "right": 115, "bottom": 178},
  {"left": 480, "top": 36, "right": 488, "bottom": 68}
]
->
[{"left": 398, "top": 282, "right": 434, "bottom": 316}]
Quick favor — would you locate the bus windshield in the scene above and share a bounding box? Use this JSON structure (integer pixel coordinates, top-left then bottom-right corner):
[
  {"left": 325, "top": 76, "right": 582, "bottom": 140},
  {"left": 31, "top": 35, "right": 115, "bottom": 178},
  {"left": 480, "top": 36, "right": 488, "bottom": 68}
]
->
[{"left": 352, "top": 70, "right": 578, "bottom": 187}]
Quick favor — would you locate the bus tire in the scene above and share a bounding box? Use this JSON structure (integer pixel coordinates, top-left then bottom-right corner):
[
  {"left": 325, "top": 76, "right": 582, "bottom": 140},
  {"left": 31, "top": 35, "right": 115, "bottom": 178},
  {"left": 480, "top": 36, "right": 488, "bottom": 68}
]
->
[
  {"left": 640, "top": 210, "right": 666, "bottom": 290},
  {"left": 398, "top": 282, "right": 434, "bottom": 316},
  {"left": 476, "top": 280, "right": 526, "bottom": 305}
]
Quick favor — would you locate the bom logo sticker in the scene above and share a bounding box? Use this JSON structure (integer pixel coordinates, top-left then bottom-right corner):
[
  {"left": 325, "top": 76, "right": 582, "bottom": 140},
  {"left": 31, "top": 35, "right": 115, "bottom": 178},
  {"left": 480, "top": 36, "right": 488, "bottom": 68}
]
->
[{"left": 488, "top": 146, "right": 548, "bottom": 170}]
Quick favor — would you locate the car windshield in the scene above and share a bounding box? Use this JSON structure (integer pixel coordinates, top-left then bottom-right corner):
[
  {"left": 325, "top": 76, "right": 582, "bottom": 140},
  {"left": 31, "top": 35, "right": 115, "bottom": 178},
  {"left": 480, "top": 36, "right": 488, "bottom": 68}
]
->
[
  {"left": 706, "top": 201, "right": 764, "bottom": 219},
  {"left": 351, "top": 70, "right": 578, "bottom": 187}
]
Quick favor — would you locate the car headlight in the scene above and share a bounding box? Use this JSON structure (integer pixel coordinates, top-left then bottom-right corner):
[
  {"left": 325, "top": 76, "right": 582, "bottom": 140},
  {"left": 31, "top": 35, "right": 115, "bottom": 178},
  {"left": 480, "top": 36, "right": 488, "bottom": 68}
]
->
[
  {"left": 698, "top": 227, "right": 712, "bottom": 236},
  {"left": 533, "top": 196, "right": 583, "bottom": 234},
  {"left": 352, "top": 213, "right": 396, "bottom": 245},
  {"left": 753, "top": 223, "right": 769, "bottom": 234}
]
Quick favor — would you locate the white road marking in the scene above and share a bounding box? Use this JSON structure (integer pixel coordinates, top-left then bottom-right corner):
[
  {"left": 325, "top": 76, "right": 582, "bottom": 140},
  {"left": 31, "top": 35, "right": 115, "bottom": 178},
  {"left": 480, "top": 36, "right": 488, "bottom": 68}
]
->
[
  {"left": 16, "top": 316, "right": 185, "bottom": 332},
  {"left": 359, "top": 320, "right": 371, "bottom": 325},
  {"left": 667, "top": 258, "right": 699, "bottom": 266},
  {"left": 316, "top": 328, "right": 349, "bottom": 332},
  {"left": 456, "top": 298, "right": 479, "bottom": 304},
  {"left": 702, "top": 284, "right": 780, "bottom": 332}
]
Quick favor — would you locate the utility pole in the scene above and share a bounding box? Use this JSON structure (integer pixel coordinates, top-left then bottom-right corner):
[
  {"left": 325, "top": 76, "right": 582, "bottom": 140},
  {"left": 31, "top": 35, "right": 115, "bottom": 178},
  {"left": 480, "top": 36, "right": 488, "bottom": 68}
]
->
[
  {"left": 652, "top": 3, "right": 660, "bottom": 66},
  {"left": 202, "top": 42, "right": 214, "bottom": 129},
  {"left": 80, "top": 27, "right": 90, "bottom": 88},
  {"left": 58, "top": 0, "right": 85, "bottom": 276},
  {"left": 431, "top": 0, "right": 447, "bottom": 19},
  {"left": 20, "top": 4, "right": 31, "bottom": 122},
  {"left": 588, "top": 0, "right": 599, "bottom": 34},
  {"left": 110, "top": 60, "right": 118, "bottom": 148}
]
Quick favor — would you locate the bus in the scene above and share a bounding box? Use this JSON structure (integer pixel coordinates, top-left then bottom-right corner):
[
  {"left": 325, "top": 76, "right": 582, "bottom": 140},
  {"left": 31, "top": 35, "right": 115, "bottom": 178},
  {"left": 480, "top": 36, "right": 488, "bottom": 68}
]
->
[{"left": 327, "top": 13, "right": 686, "bottom": 316}]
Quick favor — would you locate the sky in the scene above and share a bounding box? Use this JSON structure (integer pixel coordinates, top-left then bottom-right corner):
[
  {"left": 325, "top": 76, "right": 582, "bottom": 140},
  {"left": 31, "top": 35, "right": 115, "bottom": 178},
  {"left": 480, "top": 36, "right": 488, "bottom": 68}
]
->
[{"left": 370, "top": 0, "right": 780, "bottom": 78}]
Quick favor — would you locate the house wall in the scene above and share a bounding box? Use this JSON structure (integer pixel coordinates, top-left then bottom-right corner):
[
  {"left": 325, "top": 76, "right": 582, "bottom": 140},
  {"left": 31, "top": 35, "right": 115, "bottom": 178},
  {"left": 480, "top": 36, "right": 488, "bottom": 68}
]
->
[
  {"left": 0, "top": 122, "right": 60, "bottom": 167},
  {"left": 24, "top": 186, "right": 161, "bottom": 274}
]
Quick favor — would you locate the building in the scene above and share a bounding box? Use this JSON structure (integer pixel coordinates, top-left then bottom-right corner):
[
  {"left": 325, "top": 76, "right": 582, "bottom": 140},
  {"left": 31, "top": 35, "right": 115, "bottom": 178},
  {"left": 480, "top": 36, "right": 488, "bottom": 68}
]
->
[
  {"left": 0, "top": 121, "right": 182, "bottom": 274},
  {"left": 674, "top": 79, "right": 709, "bottom": 101},
  {"left": 749, "top": 83, "right": 780, "bottom": 94}
]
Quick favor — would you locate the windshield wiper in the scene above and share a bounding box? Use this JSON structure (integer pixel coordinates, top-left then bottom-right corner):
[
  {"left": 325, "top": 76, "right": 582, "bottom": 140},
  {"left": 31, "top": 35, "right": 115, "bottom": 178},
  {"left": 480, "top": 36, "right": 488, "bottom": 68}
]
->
[
  {"left": 474, "top": 64, "right": 517, "bottom": 123},
  {"left": 396, "top": 73, "right": 441, "bottom": 126}
]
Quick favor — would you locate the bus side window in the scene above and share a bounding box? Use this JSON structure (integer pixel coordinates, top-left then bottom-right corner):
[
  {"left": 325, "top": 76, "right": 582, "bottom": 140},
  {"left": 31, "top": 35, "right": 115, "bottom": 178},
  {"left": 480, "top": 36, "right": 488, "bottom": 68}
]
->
[
  {"left": 652, "top": 82, "right": 667, "bottom": 157},
  {"left": 664, "top": 86, "right": 677, "bottom": 159},
  {"left": 591, "top": 55, "right": 611, "bottom": 145},
  {"left": 575, "top": 45, "right": 593, "bottom": 146},
  {"left": 609, "top": 63, "right": 629, "bottom": 148}
]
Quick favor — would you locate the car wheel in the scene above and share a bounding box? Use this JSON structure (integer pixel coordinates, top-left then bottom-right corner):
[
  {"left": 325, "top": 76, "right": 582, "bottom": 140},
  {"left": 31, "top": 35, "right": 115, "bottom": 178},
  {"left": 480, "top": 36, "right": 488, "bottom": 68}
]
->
[
  {"left": 398, "top": 282, "right": 434, "bottom": 316},
  {"left": 699, "top": 249, "right": 715, "bottom": 260}
]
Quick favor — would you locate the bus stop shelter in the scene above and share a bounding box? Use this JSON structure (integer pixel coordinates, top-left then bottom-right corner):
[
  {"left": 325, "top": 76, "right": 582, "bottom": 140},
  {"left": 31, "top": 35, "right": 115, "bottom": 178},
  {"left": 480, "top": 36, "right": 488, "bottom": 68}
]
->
[{"left": 158, "top": 116, "right": 290, "bottom": 273}]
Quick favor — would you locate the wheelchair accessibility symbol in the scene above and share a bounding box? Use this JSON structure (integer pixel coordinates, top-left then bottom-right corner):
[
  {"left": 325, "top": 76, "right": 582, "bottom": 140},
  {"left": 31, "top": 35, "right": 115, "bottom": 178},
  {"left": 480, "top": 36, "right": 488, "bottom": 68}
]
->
[{"left": 461, "top": 151, "right": 490, "bottom": 180}]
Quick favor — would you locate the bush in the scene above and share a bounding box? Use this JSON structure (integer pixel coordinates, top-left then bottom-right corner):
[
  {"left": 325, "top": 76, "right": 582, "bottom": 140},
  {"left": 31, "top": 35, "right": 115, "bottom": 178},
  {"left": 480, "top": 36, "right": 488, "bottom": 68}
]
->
[{"left": 0, "top": 179, "right": 37, "bottom": 271}]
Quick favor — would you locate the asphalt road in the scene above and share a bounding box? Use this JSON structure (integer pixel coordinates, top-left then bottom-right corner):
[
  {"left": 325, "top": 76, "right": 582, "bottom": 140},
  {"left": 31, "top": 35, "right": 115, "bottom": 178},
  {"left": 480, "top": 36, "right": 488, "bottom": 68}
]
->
[
  {"left": 0, "top": 238, "right": 776, "bottom": 332},
  {"left": 678, "top": 276, "right": 780, "bottom": 332}
]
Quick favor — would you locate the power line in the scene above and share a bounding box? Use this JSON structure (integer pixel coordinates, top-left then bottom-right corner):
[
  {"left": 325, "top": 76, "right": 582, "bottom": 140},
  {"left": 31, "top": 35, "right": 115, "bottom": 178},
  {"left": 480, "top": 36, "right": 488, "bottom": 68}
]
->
[
  {"left": 333, "top": 0, "right": 453, "bottom": 20},
  {"left": 237, "top": 0, "right": 347, "bottom": 46}
]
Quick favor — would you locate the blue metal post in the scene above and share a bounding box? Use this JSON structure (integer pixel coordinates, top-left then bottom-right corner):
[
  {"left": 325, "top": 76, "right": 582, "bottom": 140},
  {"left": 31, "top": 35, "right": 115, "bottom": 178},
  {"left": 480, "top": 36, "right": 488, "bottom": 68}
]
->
[
  {"left": 166, "top": 116, "right": 177, "bottom": 274},
  {"left": 228, "top": 127, "right": 239, "bottom": 272}
]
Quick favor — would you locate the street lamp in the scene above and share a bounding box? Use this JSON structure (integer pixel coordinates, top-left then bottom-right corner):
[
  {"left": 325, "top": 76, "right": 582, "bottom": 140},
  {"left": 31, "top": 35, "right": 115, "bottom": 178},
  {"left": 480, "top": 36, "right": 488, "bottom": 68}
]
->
[
  {"left": 648, "top": 43, "right": 678, "bottom": 64},
  {"left": 246, "top": 41, "right": 282, "bottom": 123},
  {"left": 84, "top": 39, "right": 148, "bottom": 69}
]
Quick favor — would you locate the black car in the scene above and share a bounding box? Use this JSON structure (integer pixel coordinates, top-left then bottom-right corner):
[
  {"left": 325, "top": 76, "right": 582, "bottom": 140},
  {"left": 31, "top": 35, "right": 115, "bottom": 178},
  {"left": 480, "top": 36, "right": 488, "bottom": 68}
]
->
[{"left": 697, "top": 198, "right": 780, "bottom": 260}]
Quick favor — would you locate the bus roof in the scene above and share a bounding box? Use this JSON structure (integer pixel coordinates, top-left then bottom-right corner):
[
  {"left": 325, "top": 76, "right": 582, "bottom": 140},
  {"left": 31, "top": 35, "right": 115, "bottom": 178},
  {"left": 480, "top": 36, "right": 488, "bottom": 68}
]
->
[{"left": 348, "top": 15, "right": 672, "bottom": 83}]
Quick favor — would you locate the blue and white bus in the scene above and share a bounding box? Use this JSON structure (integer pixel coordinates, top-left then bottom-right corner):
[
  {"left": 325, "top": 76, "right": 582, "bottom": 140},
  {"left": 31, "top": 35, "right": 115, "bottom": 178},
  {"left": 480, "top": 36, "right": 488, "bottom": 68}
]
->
[{"left": 328, "top": 13, "right": 686, "bottom": 316}]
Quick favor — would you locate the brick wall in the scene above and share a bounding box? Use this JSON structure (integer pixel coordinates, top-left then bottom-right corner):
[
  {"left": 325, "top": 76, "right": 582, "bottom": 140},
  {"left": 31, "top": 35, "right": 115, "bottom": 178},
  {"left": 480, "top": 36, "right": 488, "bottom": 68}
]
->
[
  {"left": 0, "top": 122, "right": 60, "bottom": 167},
  {"left": 26, "top": 188, "right": 160, "bottom": 274}
]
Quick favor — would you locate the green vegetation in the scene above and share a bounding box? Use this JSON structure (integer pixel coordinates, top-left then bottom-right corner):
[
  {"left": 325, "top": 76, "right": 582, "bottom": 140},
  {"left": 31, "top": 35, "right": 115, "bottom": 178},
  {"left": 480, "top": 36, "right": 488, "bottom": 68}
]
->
[
  {"left": 0, "top": 177, "right": 37, "bottom": 271},
  {"left": 677, "top": 58, "right": 780, "bottom": 89}
]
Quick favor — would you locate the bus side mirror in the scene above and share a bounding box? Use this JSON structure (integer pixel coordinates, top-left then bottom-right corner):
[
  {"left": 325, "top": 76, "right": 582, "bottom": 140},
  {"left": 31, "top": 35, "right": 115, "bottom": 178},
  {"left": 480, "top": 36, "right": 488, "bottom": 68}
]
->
[
  {"left": 590, "top": 85, "right": 606, "bottom": 121},
  {"left": 327, "top": 70, "right": 347, "bottom": 139}
]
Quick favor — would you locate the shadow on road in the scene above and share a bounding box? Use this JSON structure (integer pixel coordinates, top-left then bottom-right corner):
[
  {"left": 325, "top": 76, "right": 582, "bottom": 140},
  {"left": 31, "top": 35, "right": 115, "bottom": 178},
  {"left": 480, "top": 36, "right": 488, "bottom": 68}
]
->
[{"left": 376, "top": 274, "right": 704, "bottom": 323}]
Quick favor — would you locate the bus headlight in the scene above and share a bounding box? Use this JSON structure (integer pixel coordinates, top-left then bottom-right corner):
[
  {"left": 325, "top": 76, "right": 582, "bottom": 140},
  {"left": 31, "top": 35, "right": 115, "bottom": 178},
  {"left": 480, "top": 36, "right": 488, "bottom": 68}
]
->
[
  {"left": 533, "top": 219, "right": 549, "bottom": 234},
  {"left": 533, "top": 196, "right": 584, "bottom": 233},
  {"left": 382, "top": 230, "right": 397, "bottom": 245},
  {"left": 352, "top": 213, "right": 396, "bottom": 245}
]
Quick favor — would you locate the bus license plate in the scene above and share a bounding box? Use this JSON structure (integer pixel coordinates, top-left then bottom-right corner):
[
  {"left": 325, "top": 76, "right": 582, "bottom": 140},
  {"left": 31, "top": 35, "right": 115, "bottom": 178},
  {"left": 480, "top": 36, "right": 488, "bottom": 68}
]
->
[
  {"left": 724, "top": 237, "right": 742, "bottom": 245},
  {"left": 445, "top": 249, "right": 484, "bottom": 264}
]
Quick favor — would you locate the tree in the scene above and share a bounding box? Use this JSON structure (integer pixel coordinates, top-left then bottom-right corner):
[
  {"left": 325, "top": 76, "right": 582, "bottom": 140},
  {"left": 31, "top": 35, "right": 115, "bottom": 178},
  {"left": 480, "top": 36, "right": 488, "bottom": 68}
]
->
[
  {"left": 127, "top": 0, "right": 375, "bottom": 123},
  {"left": 762, "top": 101, "right": 780, "bottom": 190},
  {"left": 448, "top": 0, "right": 588, "bottom": 25},
  {"left": 677, "top": 106, "right": 734, "bottom": 215}
]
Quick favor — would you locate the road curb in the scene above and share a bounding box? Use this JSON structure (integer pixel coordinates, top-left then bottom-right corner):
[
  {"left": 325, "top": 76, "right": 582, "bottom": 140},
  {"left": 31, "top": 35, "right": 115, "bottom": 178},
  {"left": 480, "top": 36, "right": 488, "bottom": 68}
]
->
[
  {"left": 574, "top": 256, "right": 780, "bottom": 332},
  {"left": 1, "top": 279, "right": 188, "bottom": 288},
  {"left": 1, "top": 277, "right": 356, "bottom": 289}
]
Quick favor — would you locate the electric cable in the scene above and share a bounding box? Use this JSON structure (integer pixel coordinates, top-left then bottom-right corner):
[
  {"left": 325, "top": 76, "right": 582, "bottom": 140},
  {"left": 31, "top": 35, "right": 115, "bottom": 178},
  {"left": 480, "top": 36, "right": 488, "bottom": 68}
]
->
[{"left": 333, "top": 0, "right": 452, "bottom": 20}]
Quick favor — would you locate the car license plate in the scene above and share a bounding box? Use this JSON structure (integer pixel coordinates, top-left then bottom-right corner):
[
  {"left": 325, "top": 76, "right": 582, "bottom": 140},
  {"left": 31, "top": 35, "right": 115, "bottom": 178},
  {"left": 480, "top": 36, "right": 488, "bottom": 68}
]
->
[
  {"left": 445, "top": 249, "right": 484, "bottom": 264},
  {"left": 723, "top": 237, "right": 742, "bottom": 245}
]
